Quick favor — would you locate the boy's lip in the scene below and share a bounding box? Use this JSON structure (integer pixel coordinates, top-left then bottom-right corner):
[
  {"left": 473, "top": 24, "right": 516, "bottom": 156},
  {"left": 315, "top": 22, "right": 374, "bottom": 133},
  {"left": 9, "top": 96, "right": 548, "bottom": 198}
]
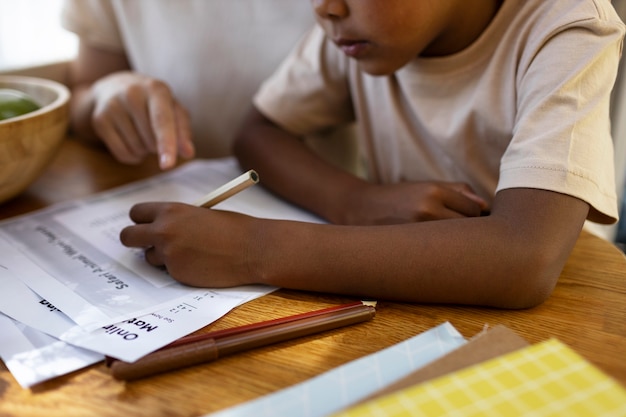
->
[{"left": 333, "top": 38, "right": 371, "bottom": 58}]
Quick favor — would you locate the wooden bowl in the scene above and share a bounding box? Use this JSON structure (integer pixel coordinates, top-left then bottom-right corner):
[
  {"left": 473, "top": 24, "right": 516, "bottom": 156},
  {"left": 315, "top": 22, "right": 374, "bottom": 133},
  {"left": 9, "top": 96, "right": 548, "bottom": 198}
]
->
[{"left": 0, "top": 75, "right": 70, "bottom": 203}]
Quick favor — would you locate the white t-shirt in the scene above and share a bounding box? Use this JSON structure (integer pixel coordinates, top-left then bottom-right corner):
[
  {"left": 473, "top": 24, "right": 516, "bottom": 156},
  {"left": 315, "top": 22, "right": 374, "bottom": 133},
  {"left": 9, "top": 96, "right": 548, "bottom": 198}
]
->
[
  {"left": 61, "top": 0, "right": 315, "bottom": 157},
  {"left": 255, "top": 0, "right": 625, "bottom": 224}
]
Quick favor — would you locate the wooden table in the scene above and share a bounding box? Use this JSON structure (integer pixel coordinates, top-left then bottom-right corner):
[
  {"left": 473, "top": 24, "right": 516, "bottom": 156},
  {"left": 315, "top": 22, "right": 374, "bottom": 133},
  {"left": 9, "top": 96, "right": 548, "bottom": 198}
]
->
[{"left": 1, "top": 138, "right": 626, "bottom": 417}]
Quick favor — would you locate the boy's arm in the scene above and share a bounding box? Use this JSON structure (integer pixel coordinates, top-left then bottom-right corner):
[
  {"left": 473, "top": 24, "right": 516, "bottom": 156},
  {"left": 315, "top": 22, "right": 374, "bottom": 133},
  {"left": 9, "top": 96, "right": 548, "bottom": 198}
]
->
[
  {"left": 234, "top": 108, "right": 488, "bottom": 224},
  {"left": 121, "top": 184, "right": 587, "bottom": 309},
  {"left": 250, "top": 186, "right": 588, "bottom": 309},
  {"left": 234, "top": 107, "right": 366, "bottom": 223},
  {"left": 233, "top": 107, "right": 590, "bottom": 309}
]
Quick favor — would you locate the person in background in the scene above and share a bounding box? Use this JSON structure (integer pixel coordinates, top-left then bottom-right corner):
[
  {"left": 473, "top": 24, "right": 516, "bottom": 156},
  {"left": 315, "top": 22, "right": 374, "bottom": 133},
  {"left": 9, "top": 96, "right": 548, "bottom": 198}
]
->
[
  {"left": 120, "top": 0, "right": 625, "bottom": 309},
  {"left": 61, "top": 0, "right": 355, "bottom": 171}
]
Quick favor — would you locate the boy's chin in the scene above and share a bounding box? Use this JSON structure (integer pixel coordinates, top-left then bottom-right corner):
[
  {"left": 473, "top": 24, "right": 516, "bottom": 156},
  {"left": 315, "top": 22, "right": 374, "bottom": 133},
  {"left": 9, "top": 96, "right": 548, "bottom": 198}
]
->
[{"left": 356, "top": 59, "right": 405, "bottom": 77}]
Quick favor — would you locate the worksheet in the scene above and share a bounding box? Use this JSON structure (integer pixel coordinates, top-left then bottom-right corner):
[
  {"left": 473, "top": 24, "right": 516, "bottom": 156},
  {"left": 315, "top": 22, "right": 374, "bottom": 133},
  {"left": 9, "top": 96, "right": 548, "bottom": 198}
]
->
[
  {"left": 0, "top": 157, "right": 325, "bottom": 386},
  {"left": 0, "top": 313, "right": 103, "bottom": 389},
  {"left": 0, "top": 261, "right": 272, "bottom": 363},
  {"left": 0, "top": 158, "right": 322, "bottom": 331},
  {"left": 60, "top": 285, "right": 274, "bottom": 362},
  {"left": 0, "top": 261, "right": 85, "bottom": 339}
]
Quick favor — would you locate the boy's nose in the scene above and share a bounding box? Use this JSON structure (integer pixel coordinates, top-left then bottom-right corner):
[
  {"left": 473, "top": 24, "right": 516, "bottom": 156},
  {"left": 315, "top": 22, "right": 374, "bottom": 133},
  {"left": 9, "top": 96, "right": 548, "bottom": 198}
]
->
[{"left": 311, "top": 0, "right": 348, "bottom": 19}]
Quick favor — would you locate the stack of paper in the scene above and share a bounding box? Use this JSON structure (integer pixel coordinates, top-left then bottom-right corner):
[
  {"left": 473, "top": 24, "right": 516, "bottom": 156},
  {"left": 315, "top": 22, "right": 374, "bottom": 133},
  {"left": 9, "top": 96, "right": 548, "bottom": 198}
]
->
[
  {"left": 0, "top": 158, "right": 323, "bottom": 388},
  {"left": 207, "top": 324, "right": 626, "bottom": 417},
  {"left": 206, "top": 322, "right": 467, "bottom": 417},
  {"left": 331, "top": 337, "right": 626, "bottom": 416}
]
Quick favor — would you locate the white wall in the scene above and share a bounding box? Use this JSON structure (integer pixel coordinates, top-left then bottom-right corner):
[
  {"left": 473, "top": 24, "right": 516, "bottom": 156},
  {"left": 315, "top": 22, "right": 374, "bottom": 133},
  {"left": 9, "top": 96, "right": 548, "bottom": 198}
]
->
[{"left": 0, "top": 0, "right": 77, "bottom": 73}]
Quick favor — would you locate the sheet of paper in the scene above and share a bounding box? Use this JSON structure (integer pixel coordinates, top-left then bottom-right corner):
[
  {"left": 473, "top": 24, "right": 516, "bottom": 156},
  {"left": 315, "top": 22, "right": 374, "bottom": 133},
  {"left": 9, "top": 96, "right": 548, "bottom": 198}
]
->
[
  {"left": 0, "top": 313, "right": 103, "bottom": 388},
  {"left": 0, "top": 236, "right": 113, "bottom": 328},
  {"left": 0, "top": 261, "right": 273, "bottom": 362},
  {"left": 0, "top": 158, "right": 322, "bottom": 331},
  {"left": 0, "top": 261, "right": 84, "bottom": 338},
  {"left": 60, "top": 285, "right": 275, "bottom": 362},
  {"left": 53, "top": 179, "right": 202, "bottom": 289},
  {"left": 206, "top": 322, "right": 467, "bottom": 417},
  {"left": 332, "top": 339, "right": 626, "bottom": 417}
]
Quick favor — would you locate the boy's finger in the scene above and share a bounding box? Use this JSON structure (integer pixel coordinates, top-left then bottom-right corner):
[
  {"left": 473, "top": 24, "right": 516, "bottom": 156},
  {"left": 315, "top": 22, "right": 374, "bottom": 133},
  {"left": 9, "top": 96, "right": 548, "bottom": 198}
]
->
[
  {"left": 127, "top": 202, "right": 160, "bottom": 223},
  {"left": 119, "top": 224, "right": 154, "bottom": 249}
]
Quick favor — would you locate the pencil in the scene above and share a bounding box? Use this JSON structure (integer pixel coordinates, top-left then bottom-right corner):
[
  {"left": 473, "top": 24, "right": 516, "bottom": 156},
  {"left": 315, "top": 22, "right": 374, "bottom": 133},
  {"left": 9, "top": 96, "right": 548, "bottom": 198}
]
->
[
  {"left": 103, "top": 301, "right": 367, "bottom": 367},
  {"left": 165, "top": 301, "right": 366, "bottom": 349},
  {"left": 110, "top": 302, "right": 376, "bottom": 381},
  {"left": 193, "top": 169, "right": 259, "bottom": 208}
]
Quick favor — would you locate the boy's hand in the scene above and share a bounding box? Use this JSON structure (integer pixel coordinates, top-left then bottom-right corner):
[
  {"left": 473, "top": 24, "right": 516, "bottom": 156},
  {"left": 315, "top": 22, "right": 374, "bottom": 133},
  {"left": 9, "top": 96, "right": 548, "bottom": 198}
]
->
[
  {"left": 91, "top": 72, "right": 195, "bottom": 170},
  {"left": 337, "top": 181, "right": 489, "bottom": 225},
  {"left": 120, "top": 202, "right": 254, "bottom": 287}
]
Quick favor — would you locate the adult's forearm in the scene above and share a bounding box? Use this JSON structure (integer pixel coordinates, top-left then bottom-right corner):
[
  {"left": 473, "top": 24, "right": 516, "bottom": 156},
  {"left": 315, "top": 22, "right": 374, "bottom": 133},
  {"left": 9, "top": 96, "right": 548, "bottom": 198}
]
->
[
  {"left": 65, "top": 42, "right": 131, "bottom": 144},
  {"left": 68, "top": 84, "right": 99, "bottom": 143}
]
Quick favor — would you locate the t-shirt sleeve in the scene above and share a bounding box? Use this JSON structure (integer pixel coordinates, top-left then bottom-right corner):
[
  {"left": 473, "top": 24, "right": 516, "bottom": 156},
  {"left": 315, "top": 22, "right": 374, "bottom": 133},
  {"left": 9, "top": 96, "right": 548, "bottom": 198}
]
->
[
  {"left": 498, "top": 7, "right": 626, "bottom": 224},
  {"left": 253, "top": 24, "right": 355, "bottom": 136},
  {"left": 60, "top": 0, "right": 124, "bottom": 52}
]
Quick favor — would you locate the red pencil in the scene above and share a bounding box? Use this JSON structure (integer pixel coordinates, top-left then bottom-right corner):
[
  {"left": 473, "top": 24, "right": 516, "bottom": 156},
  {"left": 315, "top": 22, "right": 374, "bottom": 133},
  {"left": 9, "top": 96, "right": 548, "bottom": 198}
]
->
[
  {"left": 104, "top": 301, "right": 368, "bottom": 367},
  {"left": 166, "top": 301, "right": 367, "bottom": 348}
]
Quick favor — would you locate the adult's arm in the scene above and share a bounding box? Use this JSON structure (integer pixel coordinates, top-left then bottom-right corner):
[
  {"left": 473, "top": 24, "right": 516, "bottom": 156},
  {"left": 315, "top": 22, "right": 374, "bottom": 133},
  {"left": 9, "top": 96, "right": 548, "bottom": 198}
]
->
[{"left": 67, "top": 41, "right": 131, "bottom": 143}]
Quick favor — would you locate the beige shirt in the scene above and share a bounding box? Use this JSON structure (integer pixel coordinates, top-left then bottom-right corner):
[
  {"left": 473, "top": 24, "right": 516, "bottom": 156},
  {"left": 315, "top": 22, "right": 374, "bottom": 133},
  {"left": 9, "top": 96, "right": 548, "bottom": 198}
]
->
[
  {"left": 255, "top": 0, "right": 625, "bottom": 224},
  {"left": 61, "top": 0, "right": 315, "bottom": 157}
]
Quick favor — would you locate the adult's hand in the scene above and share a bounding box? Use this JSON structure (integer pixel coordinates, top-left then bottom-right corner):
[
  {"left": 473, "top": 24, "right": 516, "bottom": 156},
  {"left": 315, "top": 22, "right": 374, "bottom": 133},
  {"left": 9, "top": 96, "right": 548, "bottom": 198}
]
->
[{"left": 90, "top": 71, "right": 195, "bottom": 169}]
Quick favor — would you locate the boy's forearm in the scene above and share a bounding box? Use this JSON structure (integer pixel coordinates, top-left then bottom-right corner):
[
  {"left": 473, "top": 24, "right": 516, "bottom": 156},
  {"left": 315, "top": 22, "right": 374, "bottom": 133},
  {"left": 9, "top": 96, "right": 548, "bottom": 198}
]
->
[
  {"left": 250, "top": 188, "right": 589, "bottom": 309},
  {"left": 234, "top": 109, "right": 366, "bottom": 223},
  {"left": 254, "top": 218, "right": 539, "bottom": 308},
  {"left": 234, "top": 112, "right": 590, "bottom": 308}
]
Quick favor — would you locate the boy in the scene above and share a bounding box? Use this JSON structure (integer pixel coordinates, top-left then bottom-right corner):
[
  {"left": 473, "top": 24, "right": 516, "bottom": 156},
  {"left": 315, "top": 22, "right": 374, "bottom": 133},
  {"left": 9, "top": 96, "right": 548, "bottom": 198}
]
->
[{"left": 120, "top": 0, "right": 625, "bottom": 309}]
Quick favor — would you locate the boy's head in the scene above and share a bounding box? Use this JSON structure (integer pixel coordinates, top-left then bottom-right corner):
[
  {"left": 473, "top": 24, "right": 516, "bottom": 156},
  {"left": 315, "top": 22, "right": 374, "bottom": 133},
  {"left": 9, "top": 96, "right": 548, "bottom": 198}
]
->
[{"left": 311, "top": 0, "right": 502, "bottom": 75}]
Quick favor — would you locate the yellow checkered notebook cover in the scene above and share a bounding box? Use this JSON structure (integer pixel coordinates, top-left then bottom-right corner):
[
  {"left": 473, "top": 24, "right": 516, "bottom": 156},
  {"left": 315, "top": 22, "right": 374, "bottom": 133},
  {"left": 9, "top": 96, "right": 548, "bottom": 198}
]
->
[{"left": 332, "top": 339, "right": 626, "bottom": 417}]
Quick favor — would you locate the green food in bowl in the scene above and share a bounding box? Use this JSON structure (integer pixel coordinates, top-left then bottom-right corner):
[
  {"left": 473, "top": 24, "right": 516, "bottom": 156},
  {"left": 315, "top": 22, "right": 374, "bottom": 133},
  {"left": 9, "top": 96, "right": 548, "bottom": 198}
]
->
[{"left": 0, "top": 88, "right": 41, "bottom": 121}]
